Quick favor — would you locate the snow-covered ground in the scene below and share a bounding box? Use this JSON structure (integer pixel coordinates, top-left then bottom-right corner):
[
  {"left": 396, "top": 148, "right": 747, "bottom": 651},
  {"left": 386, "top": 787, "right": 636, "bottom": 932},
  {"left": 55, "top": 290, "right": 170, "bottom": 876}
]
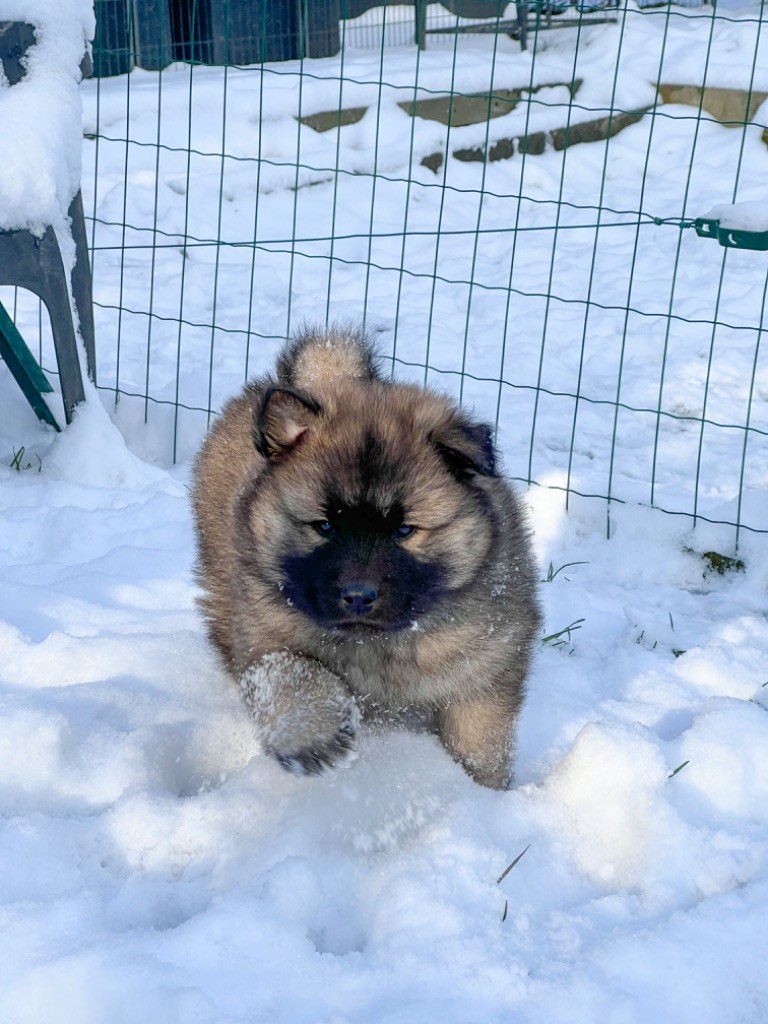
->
[{"left": 1, "top": 2, "right": 768, "bottom": 1021}]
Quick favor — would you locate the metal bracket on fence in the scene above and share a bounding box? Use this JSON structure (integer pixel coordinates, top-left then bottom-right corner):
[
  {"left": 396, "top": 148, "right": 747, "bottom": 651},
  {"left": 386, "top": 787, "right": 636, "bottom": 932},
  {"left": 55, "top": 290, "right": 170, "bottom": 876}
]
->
[{"left": 693, "top": 218, "right": 768, "bottom": 252}]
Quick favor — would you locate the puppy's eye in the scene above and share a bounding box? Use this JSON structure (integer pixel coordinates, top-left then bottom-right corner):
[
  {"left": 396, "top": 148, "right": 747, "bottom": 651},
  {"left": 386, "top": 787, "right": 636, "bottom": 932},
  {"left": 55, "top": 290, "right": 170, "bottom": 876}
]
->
[
  {"left": 392, "top": 524, "right": 415, "bottom": 540},
  {"left": 312, "top": 520, "right": 335, "bottom": 537}
]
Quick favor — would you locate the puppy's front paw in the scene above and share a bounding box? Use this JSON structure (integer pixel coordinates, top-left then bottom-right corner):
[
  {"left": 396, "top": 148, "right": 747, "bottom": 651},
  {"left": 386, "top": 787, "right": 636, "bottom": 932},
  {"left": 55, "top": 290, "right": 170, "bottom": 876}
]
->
[
  {"left": 239, "top": 653, "right": 360, "bottom": 777},
  {"left": 267, "top": 694, "right": 359, "bottom": 776}
]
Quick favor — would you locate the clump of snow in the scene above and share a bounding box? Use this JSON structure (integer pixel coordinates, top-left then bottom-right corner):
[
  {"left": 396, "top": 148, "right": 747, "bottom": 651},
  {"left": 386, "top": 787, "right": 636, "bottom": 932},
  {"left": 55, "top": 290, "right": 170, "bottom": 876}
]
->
[
  {"left": 677, "top": 702, "right": 768, "bottom": 824},
  {"left": 547, "top": 721, "right": 669, "bottom": 889},
  {"left": 673, "top": 635, "right": 767, "bottom": 700},
  {"left": 703, "top": 201, "right": 768, "bottom": 233}
]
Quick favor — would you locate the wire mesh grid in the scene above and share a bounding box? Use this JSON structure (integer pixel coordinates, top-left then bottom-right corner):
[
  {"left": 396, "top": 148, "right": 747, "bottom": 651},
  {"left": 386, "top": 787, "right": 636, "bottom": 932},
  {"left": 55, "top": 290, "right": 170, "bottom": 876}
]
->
[{"left": 12, "top": 0, "right": 768, "bottom": 545}]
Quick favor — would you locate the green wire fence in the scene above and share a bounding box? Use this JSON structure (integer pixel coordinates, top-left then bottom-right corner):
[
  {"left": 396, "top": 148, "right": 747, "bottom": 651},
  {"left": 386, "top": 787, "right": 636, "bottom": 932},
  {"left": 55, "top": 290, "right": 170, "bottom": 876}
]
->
[{"left": 9, "top": 0, "right": 768, "bottom": 545}]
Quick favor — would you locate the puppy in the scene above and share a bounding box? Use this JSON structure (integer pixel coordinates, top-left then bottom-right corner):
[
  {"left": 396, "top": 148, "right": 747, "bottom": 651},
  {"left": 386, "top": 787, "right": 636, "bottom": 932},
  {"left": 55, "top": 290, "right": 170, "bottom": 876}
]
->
[{"left": 192, "top": 327, "right": 540, "bottom": 788}]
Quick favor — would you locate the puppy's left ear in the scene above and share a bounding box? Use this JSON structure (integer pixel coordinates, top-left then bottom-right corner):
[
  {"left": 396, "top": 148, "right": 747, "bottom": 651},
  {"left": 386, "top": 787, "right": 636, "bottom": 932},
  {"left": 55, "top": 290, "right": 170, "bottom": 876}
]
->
[
  {"left": 254, "top": 387, "right": 321, "bottom": 459},
  {"left": 433, "top": 417, "right": 497, "bottom": 480}
]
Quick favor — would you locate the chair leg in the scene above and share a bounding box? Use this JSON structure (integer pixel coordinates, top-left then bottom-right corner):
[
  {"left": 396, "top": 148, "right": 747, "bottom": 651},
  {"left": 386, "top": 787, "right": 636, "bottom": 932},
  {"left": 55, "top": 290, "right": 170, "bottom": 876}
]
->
[
  {"left": 68, "top": 190, "right": 97, "bottom": 384},
  {"left": 0, "top": 226, "right": 86, "bottom": 424},
  {"left": 35, "top": 228, "right": 86, "bottom": 423}
]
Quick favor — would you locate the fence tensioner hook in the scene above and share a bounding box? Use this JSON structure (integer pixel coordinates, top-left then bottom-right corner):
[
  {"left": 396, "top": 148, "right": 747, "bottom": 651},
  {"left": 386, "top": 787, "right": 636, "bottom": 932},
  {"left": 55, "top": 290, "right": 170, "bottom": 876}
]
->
[
  {"left": 692, "top": 218, "right": 768, "bottom": 252},
  {"left": 659, "top": 202, "right": 768, "bottom": 251}
]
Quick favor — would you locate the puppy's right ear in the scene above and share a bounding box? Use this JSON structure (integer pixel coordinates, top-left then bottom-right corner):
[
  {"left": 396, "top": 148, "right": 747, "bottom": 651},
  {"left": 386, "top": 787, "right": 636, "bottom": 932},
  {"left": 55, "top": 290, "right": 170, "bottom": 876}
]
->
[{"left": 254, "top": 387, "right": 321, "bottom": 459}]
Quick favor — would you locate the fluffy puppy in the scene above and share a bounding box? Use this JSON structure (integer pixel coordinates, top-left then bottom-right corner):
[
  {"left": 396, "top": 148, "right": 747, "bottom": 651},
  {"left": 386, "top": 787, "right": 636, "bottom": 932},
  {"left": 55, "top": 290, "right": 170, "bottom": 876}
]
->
[{"left": 192, "top": 327, "right": 540, "bottom": 788}]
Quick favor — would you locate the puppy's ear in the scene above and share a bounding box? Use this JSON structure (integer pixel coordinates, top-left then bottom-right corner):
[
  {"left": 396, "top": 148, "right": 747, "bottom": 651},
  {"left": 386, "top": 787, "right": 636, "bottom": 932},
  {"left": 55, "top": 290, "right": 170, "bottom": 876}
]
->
[
  {"left": 254, "top": 387, "right": 321, "bottom": 459},
  {"left": 433, "top": 417, "right": 497, "bottom": 480}
]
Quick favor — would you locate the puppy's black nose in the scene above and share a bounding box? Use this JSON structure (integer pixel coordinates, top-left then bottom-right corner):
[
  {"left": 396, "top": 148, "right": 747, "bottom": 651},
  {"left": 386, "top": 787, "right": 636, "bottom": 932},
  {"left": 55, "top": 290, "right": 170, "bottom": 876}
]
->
[{"left": 340, "top": 583, "right": 378, "bottom": 616}]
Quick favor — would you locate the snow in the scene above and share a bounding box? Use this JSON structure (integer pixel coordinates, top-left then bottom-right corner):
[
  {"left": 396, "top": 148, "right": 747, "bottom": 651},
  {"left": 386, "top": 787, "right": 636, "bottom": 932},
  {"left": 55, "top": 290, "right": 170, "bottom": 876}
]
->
[
  {"left": 704, "top": 201, "right": 768, "bottom": 233},
  {"left": 0, "top": 0, "right": 93, "bottom": 233},
  {"left": 1, "top": 2, "right": 768, "bottom": 1021}
]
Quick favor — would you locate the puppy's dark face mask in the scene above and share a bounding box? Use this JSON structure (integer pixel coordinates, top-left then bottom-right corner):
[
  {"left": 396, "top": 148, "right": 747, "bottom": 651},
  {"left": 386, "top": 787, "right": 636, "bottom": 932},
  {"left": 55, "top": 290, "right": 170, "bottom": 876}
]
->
[{"left": 281, "top": 499, "right": 447, "bottom": 633}]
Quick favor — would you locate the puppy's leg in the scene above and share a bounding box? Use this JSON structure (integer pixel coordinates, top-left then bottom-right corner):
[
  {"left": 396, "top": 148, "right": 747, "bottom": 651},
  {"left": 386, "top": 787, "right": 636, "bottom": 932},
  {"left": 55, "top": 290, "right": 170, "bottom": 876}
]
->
[
  {"left": 239, "top": 652, "right": 358, "bottom": 776},
  {"left": 437, "top": 694, "right": 518, "bottom": 790}
]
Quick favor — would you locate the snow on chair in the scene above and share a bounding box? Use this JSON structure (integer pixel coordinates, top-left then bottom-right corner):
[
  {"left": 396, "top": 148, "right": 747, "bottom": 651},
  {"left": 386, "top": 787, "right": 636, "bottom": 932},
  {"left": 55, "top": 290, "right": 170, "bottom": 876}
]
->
[{"left": 0, "top": 15, "right": 96, "bottom": 429}]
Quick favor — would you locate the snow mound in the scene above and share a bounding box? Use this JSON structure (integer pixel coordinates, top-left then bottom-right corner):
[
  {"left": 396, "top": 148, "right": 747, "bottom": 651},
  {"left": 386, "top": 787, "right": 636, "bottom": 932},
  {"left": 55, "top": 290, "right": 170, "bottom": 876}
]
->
[
  {"left": 549, "top": 722, "right": 669, "bottom": 888},
  {"left": 45, "top": 394, "right": 167, "bottom": 490}
]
